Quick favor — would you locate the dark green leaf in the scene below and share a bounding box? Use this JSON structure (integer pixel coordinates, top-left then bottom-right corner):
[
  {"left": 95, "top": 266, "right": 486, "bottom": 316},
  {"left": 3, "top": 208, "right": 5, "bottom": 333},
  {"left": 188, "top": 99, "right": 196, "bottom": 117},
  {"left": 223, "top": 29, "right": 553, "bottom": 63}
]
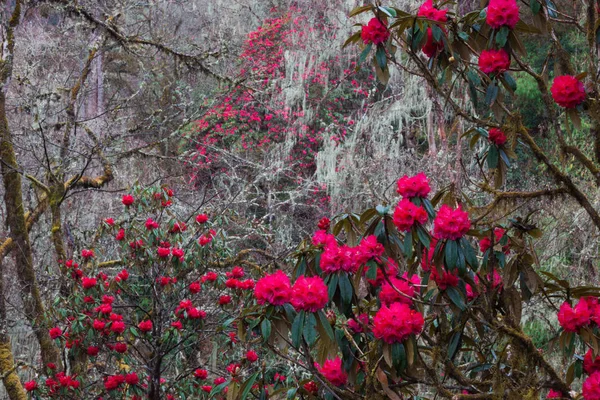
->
[
  {"left": 328, "top": 273, "right": 339, "bottom": 302},
  {"left": 375, "top": 46, "right": 387, "bottom": 70},
  {"left": 339, "top": 273, "right": 353, "bottom": 308},
  {"left": 499, "top": 148, "right": 511, "bottom": 167},
  {"left": 448, "top": 331, "right": 462, "bottom": 360},
  {"left": 416, "top": 225, "right": 430, "bottom": 248},
  {"left": 488, "top": 145, "right": 499, "bottom": 169},
  {"left": 530, "top": 0, "right": 541, "bottom": 14},
  {"left": 404, "top": 230, "right": 414, "bottom": 258},
  {"left": 318, "top": 310, "right": 335, "bottom": 340},
  {"left": 392, "top": 342, "right": 407, "bottom": 372},
  {"left": 240, "top": 372, "right": 260, "bottom": 400},
  {"left": 460, "top": 238, "right": 479, "bottom": 271},
  {"left": 209, "top": 380, "right": 230, "bottom": 397},
  {"left": 445, "top": 240, "right": 458, "bottom": 270},
  {"left": 291, "top": 311, "right": 305, "bottom": 348},
  {"left": 503, "top": 72, "right": 517, "bottom": 91},
  {"left": 261, "top": 318, "right": 271, "bottom": 342},
  {"left": 379, "top": 6, "right": 397, "bottom": 17},
  {"left": 303, "top": 313, "right": 318, "bottom": 346},
  {"left": 447, "top": 287, "right": 466, "bottom": 310},
  {"left": 366, "top": 260, "right": 378, "bottom": 281},
  {"left": 485, "top": 82, "right": 499, "bottom": 106},
  {"left": 359, "top": 44, "right": 373, "bottom": 65},
  {"left": 495, "top": 26, "right": 509, "bottom": 47}
]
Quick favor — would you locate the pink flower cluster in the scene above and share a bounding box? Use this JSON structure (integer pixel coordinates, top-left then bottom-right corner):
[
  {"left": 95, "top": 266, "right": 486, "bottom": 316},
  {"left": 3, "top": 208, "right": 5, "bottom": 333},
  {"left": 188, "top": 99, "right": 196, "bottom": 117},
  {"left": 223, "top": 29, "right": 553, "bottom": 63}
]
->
[
  {"left": 479, "top": 227, "right": 509, "bottom": 253},
  {"left": 291, "top": 275, "right": 328, "bottom": 312},
  {"left": 393, "top": 198, "right": 428, "bottom": 232},
  {"left": 558, "top": 297, "right": 600, "bottom": 332},
  {"left": 487, "top": 128, "right": 507, "bottom": 146},
  {"left": 551, "top": 75, "right": 586, "bottom": 109},
  {"left": 380, "top": 274, "right": 420, "bottom": 306},
  {"left": 319, "top": 235, "right": 384, "bottom": 274},
  {"left": 396, "top": 172, "right": 431, "bottom": 198},
  {"left": 486, "top": 0, "right": 520, "bottom": 29},
  {"left": 373, "top": 302, "right": 424, "bottom": 344},
  {"left": 433, "top": 205, "right": 471, "bottom": 240},
  {"left": 316, "top": 357, "right": 348, "bottom": 387},
  {"left": 478, "top": 49, "right": 510, "bottom": 75},
  {"left": 254, "top": 270, "right": 292, "bottom": 306},
  {"left": 418, "top": 0, "right": 448, "bottom": 58},
  {"left": 361, "top": 18, "right": 389, "bottom": 45}
]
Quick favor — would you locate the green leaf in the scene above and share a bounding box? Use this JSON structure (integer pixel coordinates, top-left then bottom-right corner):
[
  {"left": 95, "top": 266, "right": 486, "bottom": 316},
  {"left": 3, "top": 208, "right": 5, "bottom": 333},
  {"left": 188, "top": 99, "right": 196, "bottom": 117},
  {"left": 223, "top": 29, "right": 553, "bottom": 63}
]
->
[
  {"left": 339, "top": 273, "right": 353, "bottom": 308},
  {"left": 530, "top": 0, "right": 541, "bottom": 14},
  {"left": 391, "top": 342, "right": 407, "bottom": 372},
  {"left": 499, "top": 148, "right": 511, "bottom": 167},
  {"left": 460, "top": 238, "right": 479, "bottom": 271},
  {"left": 261, "top": 318, "right": 272, "bottom": 343},
  {"left": 342, "top": 31, "right": 362, "bottom": 49},
  {"left": 318, "top": 310, "right": 335, "bottom": 340},
  {"left": 287, "top": 388, "right": 298, "bottom": 400},
  {"left": 447, "top": 287, "right": 466, "bottom": 310},
  {"left": 444, "top": 240, "right": 458, "bottom": 270},
  {"left": 209, "top": 380, "right": 230, "bottom": 397},
  {"left": 431, "top": 24, "right": 443, "bottom": 42},
  {"left": 416, "top": 225, "right": 430, "bottom": 248},
  {"left": 359, "top": 43, "right": 373, "bottom": 65},
  {"left": 328, "top": 273, "right": 339, "bottom": 301},
  {"left": 488, "top": 145, "right": 499, "bottom": 169},
  {"left": 349, "top": 5, "right": 373, "bottom": 17},
  {"left": 503, "top": 72, "right": 517, "bottom": 91},
  {"left": 403, "top": 230, "right": 414, "bottom": 258},
  {"left": 240, "top": 372, "right": 260, "bottom": 400},
  {"left": 366, "top": 260, "right": 378, "bottom": 280},
  {"left": 379, "top": 6, "right": 397, "bottom": 17},
  {"left": 375, "top": 46, "right": 387, "bottom": 70},
  {"left": 292, "top": 311, "right": 305, "bottom": 348},
  {"left": 485, "top": 82, "right": 499, "bottom": 106},
  {"left": 448, "top": 331, "right": 462, "bottom": 360},
  {"left": 495, "top": 26, "right": 509, "bottom": 47},
  {"left": 303, "top": 313, "right": 318, "bottom": 346}
]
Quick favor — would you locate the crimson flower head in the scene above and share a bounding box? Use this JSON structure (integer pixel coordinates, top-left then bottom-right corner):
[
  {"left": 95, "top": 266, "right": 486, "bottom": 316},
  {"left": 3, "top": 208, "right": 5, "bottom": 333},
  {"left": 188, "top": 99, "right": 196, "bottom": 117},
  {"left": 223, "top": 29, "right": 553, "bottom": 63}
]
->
[
  {"left": 125, "top": 373, "right": 139, "bottom": 385},
  {"left": 81, "top": 249, "right": 95, "bottom": 259},
  {"left": 488, "top": 128, "right": 507, "bottom": 146},
  {"left": 92, "top": 319, "right": 105, "bottom": 331},
  {"left": 199, "top": 235, "right": 212, "bottom": 246},
  {"left": 82, "top": 277, "right": 97, "bottom": 290},
  {"left": 254, "top": 270, "right": 291, "bottom": 306},
  {"left": 315, "top": 357, "right": 347, "bottom": 387},
  {"left": 479, "top": 227, "right": 509, "bottom": 253},
  {"left": 291, "top": 275, "right": 328, "bottom": 312},
  {"left": 303, "top": 381, "right": 319, "bottom": 394},
  {"left": 373, "top": 302, "right": 424, "bottom": 343},
  {"left": 117, "top": 269, "right": 129, "bottom": 281},
  {"left": 24, "top": 381, "right": 38, "bottom": 392},
  {"left": 433, "top": 204, "right": 471, "bottom": 240},
  {"left": 114, "top": 342, "right": 127, "bottom": 353},
  {"left": 189, "top": 281, "right": 201, "bottom": 294},
  {"left": 104, "top": 218, "right": 114, "bottom": 226},
  {"left": 87, "top": 346, "right": 100, "bottom": 356},
  {"left": 138, "top": 320, "right": 153, "bottom": 332},
  {"left": 393, "top": 198, "right": 428, "bottom": 232},
  {"left": 584, "top": 371, "right": 600, "bottom": 400},
  {"left": 219, "top": 295, "right": 232, "bottom": 305},
  {"left": 397, "top": 173, "right": 431, "bottom": 198},
  {"left": 585, "top": 349, "right": 600, "bottom": 375},
  {"left": 157, "top": 247, "right": 171, "bottom": 258},
  {"left": 551, "top": 75, "right": 586, "bottom": 108},
  {"left": 111, "top": 321, "right": 126, "bottom": 334},
  {"left": 317, "top": 217, "right": 331, "bottom": 231},
  {"left": 194, "top": 369, "right": 208, "bottom": 379},
  {"left": 49, "top": 327, "right": 62, "bottom": 339},
  {"left": 361, "top": 18, "right": 389, "bottom": 45},
  {"left": 121, "top": 194, "right": 134, "bottom": 206},
  {"left": 115, "top": 228, "right": 125, "bottom": 241},
  {"left": 486, "top": 0, "right": 520, "bottom": 29},
  {"left": 478, "top": 49, "right": 510, "bottom": 75},
  {"left": 226, "top": 266, "right": 245, "bottom": 279},
  {"left": 430, "top": 266, "right": 460, "bottom": 289},
  {"left": 246, "top": 350, "right": 259, "bottom": 363},
  {"left": 558, "top": 299, "right": 592, "bottom": 332},
  {"left": 546, "top": 389, "right": 564, "bottom": 399},
  {"left": 418, "top": 0, "right": 448, "bottom": 21},
  {"left": 366, "top": 258, "right": 398, "bottom": 287},
  {"left": 380, "top": 274, "right": 420, "bottom": 305},
  {"left": 196, "top": 213, "right": 209, "bottom": 224},
  {"left": 145, "top": 218, "right": 159, "bottom": 230}
]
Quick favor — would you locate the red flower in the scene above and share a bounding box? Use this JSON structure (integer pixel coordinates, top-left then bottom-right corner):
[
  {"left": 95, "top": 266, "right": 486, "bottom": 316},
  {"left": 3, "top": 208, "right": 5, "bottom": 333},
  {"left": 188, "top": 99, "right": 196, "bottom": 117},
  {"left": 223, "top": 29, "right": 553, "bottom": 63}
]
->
[
  {"left": 81, "top": 249, "right": 95, "bottom": 259},
  {"left": 551, "top": 75, "right": 586, "bottom": 108},
  {"left": 117, "top": 269, "right": 129, "bottom": 281},
  {"left": 396, "top": 173, "right": 431, "bottom": 198},
  {"left": 418, "top": 0, "right": 448, "bottom": 21},
  {"left": 92, "top": 319, "right": 105, "bottom": 331},
  {"left": 157, "top": 247, "right": 171, "bottom": 258},
  {"left": 478, "top": 49, "right": 510, "bottom": 75},
  {"left": 584, "top": 371, "right": 600, "bottom": 400},
  {"left": 312, "top": 230, "right": 337, "bottom": 247},
  {"left": 246, "top": 350, "right": 258, "bottom": 363},
  {"left": 291, "top": 275, "right": 328, "bottom": 312},
  {"left": 114, "top": 342, "right": 127, "bottom": 353},
  {"left": 104, "top": 375, "right": 125, "bottom": 391},
  {"left": 486, "top": 0, "right": 520, "bottom": 29},
  {"left": 125, "top": 372, "right": 139, "bottom": 385},
  {"left": 214, "top": 377, "right": 226, "bottom": 385},
  {"left": 24, "top": 380, "right": 38, "bottom": 391},
  {"left": 366, "top": 259, "right": 398, "bottom": 287},
  {"left": 196, "top": 213, "right": 209, "bottom": 224},
  {"left": 430, "top": 267, "right": 460, "bottom": 289},
  {"left": 303, "top": 381, "right": 318, "bottom": 394},
  {"left": 82, "top": 277, "right": 97, "bottom": 289},
  {"left": 433, "top": 204, "right": 471, "bottom": 240},
  {"left": 479, "top": 227, "right": 509, "bottom": 252},
  {"left": 422, "top": 28, "right": 444, "bottom": 57},
  {"left": 189, "top": 281, "right": 201, "bottom": 294},
  {"left": 202, "top": 385, "right": 213, "bottom": 393},
  {"left": 104, "top": 218, "right": 114, "bottom": 226},
  {"left": 585, "top": 349, "right": 600, "bottom": 375},
  {"left": 315, "top": 357, "right": 347, "bottom": 387},
  {"left": 145, "top": 218, "right": 159, "bottom": 230},
  {"left": 254, "top": 270, "right": 291, "bottom": 306},
  {"left": 361, "top": 18, "right": 389, "bottom": 45},
  {"left": 393, "top": 198, "right": 428, "bottom": 232},
  {"left": 172, "top": 248, "right": 184, "bottom": 259},
  {"left": 171, "top": 320, "right": 183, "bottom": 330},
  {"left": 219, "top": 295, "right": 232, "bottom": 305},
  {"left": 558, "top": 300, "right": 592, "bottom": 332},
  {"left": 49, "top": 327, "right": 62, "bottom": 339},
  {"left": 202, "top": 272, "right": 218, "bottom": 282},
  {"left": 547, "top": 389, "right": 565, "bottom": 398},
  {"left": 170, "top": 221, "right": 187, "bottom": 234},
  {"left": 380, "top": 274, "right": 420, "bottom": 305},
  {"left": 111, "top": 321, "right": 126, "bottom": 334},
  {"left": 87, "top": 346, "right": 100, "bottom": 356},
  {"left": 487, "top": 128, "right": 507, "bottom": 146},
  {"left": 129, "top": 240, "right": 144, "bottom": 249},
  {"left": 317, "top": 217, "right": 330, "bottom": 231},
  {"left": 199, "top": 235, "right": 212, "bottom": 246},
  {"left": 115, "top": 228, "right": 125, "bottom": 241},
  {"left": 194, "top": 369, "right": 208, "bottom": 379},
  {"left": 122, "top": 195, "right": 134, "bottom": 206},
  {"left": 373, "top": 302, "right": 424, "bottom": 343},
  {"left": 138, "top": 320, "right": 153, "bottom": 332}
]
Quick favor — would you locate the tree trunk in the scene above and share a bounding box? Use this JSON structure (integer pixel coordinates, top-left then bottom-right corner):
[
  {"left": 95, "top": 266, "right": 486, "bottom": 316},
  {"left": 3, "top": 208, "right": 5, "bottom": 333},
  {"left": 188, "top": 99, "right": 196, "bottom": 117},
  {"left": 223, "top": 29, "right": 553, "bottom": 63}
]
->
[{"left": 0, "top": 91, "right": 61, "bottom": 368}]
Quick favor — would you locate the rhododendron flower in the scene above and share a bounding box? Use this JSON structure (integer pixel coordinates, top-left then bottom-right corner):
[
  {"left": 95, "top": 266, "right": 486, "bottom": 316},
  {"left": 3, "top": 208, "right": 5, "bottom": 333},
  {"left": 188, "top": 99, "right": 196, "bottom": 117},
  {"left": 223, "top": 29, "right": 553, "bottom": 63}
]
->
[
  {"left": 189, "top": 281, "right": 201, "bottom": 294},
  {"left": 219, "top": 295, "right": 232, "bottom": 305},
  {"left": 82, "top": 277, "right": 97, "bottom": 289},
  {"left": 486, "top": 0, "right": 520, "bottom": 29},
  {"left": 551, "top": 75, "right": 586, "bottom": 108},
  {"left": 558, "top": 300, "right": 592, "bottom": 332},
  {"left": 312, "top": 230, "right": 337, "bottom": 247},
  {"left": 117, "top": 269, "right": 129, "bottom": 281},
  {"left": 157, "top": 247, "right": 171, "bottom": 258},
  {"left": 254, "top": 270, "right": 291, "bottom": 306},
  {"left": 115, "top": 228, "right": 125, "bottom": 241},
  {"left": 373, "top": 302, "right": 424, "bottom": 343},
  {"left": 316, "top": 357, "right": 348, "bottom": 387},
  {"left": 584, "top": 371, "right": 600, "bottom": 400},
  {"left": 226, "top": 266, "right": 245, "bottom": 279},
  {"left": 104, "top": 218, "right": 114, "bottom": 226},
  {"left": 547, "top": 389, "right": 565, "bottom": 398},
  {"left": 194, "top": 369, "right": 208, "bottom": 379},
  {"left": 129, "top": 240, "right": 144, "bottom": 249},
  {"left": 24, "top": 380, "right": 37, "bottom": 391},
  {"left": 418, "top": 1, "right": 448, "bottom": 58},
  {"left": 214, "top": 377, "right": 226, "bottom": 385},
  {"left": 111, "top": 321, "right": 126, "bottom": 334},
  {"left": 104, "top": 375, "right": 125, "bottom": 391},
  {"left": 380, "top": 274, "right": 420, "bottom": 305},
  {"left": 430, "top": 267, "right": 460, "bottom": 290},
  {"left": 202, "top": 272, "right": 218, "bottom": 282},
  {"left": 49, "top": 327, "right": 62, "bottom": 339},
  {"left": 480, "top": 227, "right": 509, "bottom": 253},
  {"left": 125, "top": 372, "right": 139, "bottom": 385},
  {"left": 361, "top": 18, "right": 389, "bottom": 45},
  {"left": 122, "top": 195, "right": 134, "bottom": 206},
  {"left": 196, "top": 213, "right": 209, "bottom": 224},
  {"left": 81, "top": 249, "right": 94, "bottom": 259},
  {"left": 92, "top": 319, "right": 105, "bottom": 331},
  {"left": 171, "top": 320, "right": 183, "bottom": 330},
  {"left": 585, "top": 349, "right": 600, "bottom": 375},
  {"left": 393, "top": 198, "right": 428, "bottom": 232},
  {"left": 422, "top": 28, "right": 444, "bottom": 58},
  {"left": 478, "top": 49, "right": 510, "bottom": 75},
  {"left": 303, "top": 381, "right": 319, "bottom": 394},
  {"left": 347, "top": 313, "right": 369, "bottom": 333},
  {"left": 487, "top": 128, "right": 507, "bottom": 146},
  {"left": 87, "top": 346, "right": 100, "bottom": 356},
  {"left": 172, "top": 247, "right": 184, "bottom": 259},
  {"left": 397, "top": 173, "right": 431, "bottom": 198},
  {"left": 138, "top": 320, "right": 153, "bottom": 332},
  {"left": 434, "top": 204, "right": 471, "bottom": 240},
  {"left": 366, "top": 258, "right": 399, "bottom": 286},
  {"left": 246, "top": 350, "right": 259, "bottom": 363},
  {"left": 199, "top": 235, "right": 212, "bottom": 246},
  {"left": 145, "top": 218, "right": 159, "bottom": 230},
  {"left": 318, "top": 217, "right": 330, "bottom": 231},
  {"left": 357, "top": 235, "right": 385, "bottom": 263},
  {"left": 421, "top": 237, "right": 438, "bottom": 272},
  {"left": 320, "top": 243, "right": 359, "bottom": 274},
  {"left": 169, "top": 221, "right": 187, "bottom": 234},
  {"left": 114, "top": 342, "right": 127, "bottom": 353},
  {"left": 291, "top": 275, "right": 328, "bottom": 312}
]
